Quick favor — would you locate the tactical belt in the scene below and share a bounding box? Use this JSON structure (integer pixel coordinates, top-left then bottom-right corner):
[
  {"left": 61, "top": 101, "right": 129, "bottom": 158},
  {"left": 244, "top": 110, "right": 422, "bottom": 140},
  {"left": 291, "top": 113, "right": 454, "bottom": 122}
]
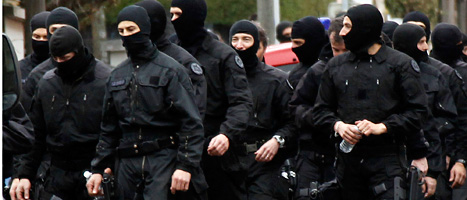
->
[
  {"left": 117, "top": 136, "right": 177, "bottom": 158},
  {"left": 238, "top": 140, "right": 267, "bottom": 155}
]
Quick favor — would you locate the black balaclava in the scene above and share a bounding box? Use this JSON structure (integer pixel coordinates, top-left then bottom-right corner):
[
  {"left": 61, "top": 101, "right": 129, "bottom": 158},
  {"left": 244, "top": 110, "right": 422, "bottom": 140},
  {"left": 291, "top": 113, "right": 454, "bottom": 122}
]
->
[
  {"left": 117, "top": 5, "right": 155, "bottom": 65},
  {"left": 46, "top": 7, "right": 79, "bottom": 39},
  {"left": 462, "top": 33, "right": 467, "bottom": 61},
  {"left": 403, "top": 11, "right": 431, "bottom": 42},
  {"left": 229, "top": 20, "right": 259, "bottom": 70},
  {"left": 30, "top": 11, "right": 50, "bottom": 63},
  {"left": 135, "top": 0, "right": 167, "bottom": 44},
  {"left": 344, "top": 4, "right": 383, "bottom": 55},
  {"left": 382, "top": 21, "right": 399, "bottom": 41},
  {"left": 291, "top": 16, "right": 326, "bottom": 65},
  {"left": 393, "top": 23, "right": 428, "bottom": 63},
  {"left": 431, "top": 23, "right": 463, "bottom": 64},
  {"left": 171, "top": 0, "right": 207, "bottom": 50},
  {"left": 50, "top": 26, "right": 92, "bottom": 81},
  {"left": 276, "top": 21, "right": 292, "bottom": 43}
]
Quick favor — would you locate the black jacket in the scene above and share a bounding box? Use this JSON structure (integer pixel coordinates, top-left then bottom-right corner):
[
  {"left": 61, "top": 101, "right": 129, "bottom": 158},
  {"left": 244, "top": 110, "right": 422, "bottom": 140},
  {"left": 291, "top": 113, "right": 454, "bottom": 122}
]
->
[
  {"left": 157, "top": 36, "right": 207, "bottom": 118},
  {"left": 418, "top": 61, "right": 457, "bottom": 178},
  {"left": 188, "top": 35, "right": 253, "bottom": 142},
  {"left": 242, "top": 62, "right": 295, "bottom": 146},
  {"left": 313, "top": 45, "right": 428, "bottom": 158},
  {"left": 91, "top": 50, "right": 204, "bottom": 175},
  {"left": 288, "top": 62, "right": 314, "bottom": 89},
  {"left": 290, "top": 59, "right": 336, "bottom": 155},
  {"left": 17, "top": 59, "right": 111, "bottom": 180},
  {"left": 21, "top": 58, "right": 54, "bottom": 112},
  {"left": 429, "top": 57, "right": 467, "bottom": 161},
  {"left": 19, "top": 54, "right": 47, "bottom": 84}
]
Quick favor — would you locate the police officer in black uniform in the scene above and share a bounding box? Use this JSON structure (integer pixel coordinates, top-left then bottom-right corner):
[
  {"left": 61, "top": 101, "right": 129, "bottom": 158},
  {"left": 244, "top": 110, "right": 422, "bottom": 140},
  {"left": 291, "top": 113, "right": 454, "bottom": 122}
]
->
[
  {"left": 135, "top": 0, "right": 207, "bottom": 119},
  {"left": 431, "top": 23, "right": 467, "bottom": 198},
  {"left": 170, "top": 0, "right": 253, "bottom": 199},
  {"left": 86, "top": 5, "right": 204, "bottom": 200},
  {"left": 288, "top": 16, "right": 327, "bottom": 89},
  {"left": 14, "top": 26, "right": 111, "bottom": 200},
  {"left": 393, "top": 23, "right": 458, "bottom": 199},
  {"left": 403, "top": 11, "right": 467, "bottom": 199},
  {"left": 313, "top": 4, "right": 429, "bottom": 199},
  {"left": 289, "top": 17, "right": 347, "bottom": 200},
  {"left": 20, "top": 11, "right": 50, "bottom": 84},
  {"left": 229, "top": 20, "right": 295, "bottom": 200},
  {"left": 21, "top": 7, "right": 80, "bottom": 111}
]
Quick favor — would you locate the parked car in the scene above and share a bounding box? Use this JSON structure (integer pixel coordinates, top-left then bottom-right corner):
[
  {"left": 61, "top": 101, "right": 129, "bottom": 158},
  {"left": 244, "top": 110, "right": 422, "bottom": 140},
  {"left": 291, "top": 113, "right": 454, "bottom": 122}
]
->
[{"left": 264, "top": 42, "right": 298, "bottom": 73}]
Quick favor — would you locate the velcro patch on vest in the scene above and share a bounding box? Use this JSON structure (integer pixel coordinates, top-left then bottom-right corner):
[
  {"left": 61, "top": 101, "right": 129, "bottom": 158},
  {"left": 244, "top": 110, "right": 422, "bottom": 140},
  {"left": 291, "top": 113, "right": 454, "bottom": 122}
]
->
[{"left": 111, "top": 79, "right": 125, "bottom": 87}]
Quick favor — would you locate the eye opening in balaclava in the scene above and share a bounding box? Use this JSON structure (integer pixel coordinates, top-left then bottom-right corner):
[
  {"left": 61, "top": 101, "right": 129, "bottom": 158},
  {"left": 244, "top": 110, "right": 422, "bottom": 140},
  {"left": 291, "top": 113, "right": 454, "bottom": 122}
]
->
[
  {"left": 291, "top": 16, "right": 326, "bottom": 65},
  {"left": 343, "top": 4, "right": 383, "bottom": 54},
  {"left": 393, "top": 23, "right": 427, "bottom": 63},
  {"left": 431, "top": 23, "right": 463, "bottom": 64},
  {"left": 46, "top": 7, "right": 79, "bottom": 39},
  {"left": 276, "top": 21, "right": 292, "bottom": 43},
  {"left": 30, "top": 11, "right": 51, "bottom": 61},
  {"left": 229, "top": 20, "right": 260, "bottom": 69},
  {"left": 49, "top": 26, "right": 91, "bottom": 81},
  {"left": 403, "top": 11, "right": 431, "bottom": 42},
  {"left": 117, "top": 5, "right": 156, "bottom": 64},
  {"left": 171, "top": 0, "right": 207, "bottom": 48},
  {"left": 135, "top": 0, "right": 167, "bottom": 43}
]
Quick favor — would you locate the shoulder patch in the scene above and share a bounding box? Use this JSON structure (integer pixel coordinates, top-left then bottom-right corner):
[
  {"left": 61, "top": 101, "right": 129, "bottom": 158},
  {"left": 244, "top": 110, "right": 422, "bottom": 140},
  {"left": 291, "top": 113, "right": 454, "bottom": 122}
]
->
[
  {"left": 111, "top": 79, "right": 125, "bottom": 87},
  {"left": 411, "top": 60, "right": 420, "bottom": 73},
  {"left": 455, "top": 70, "right": 463, "bottom": 80},
  {"left": 235, "top": 56, "right": 244, "bottom": 69},
  {"left": 190, "top": 63, "right": 203, "bottom": 75}
]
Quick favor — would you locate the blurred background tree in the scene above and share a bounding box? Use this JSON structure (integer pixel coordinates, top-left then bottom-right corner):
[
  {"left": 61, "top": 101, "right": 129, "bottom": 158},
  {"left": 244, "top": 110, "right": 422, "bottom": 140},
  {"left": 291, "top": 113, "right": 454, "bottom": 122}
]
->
[{"left": 385, "top": 0, "right": 441, "bottom": 25}]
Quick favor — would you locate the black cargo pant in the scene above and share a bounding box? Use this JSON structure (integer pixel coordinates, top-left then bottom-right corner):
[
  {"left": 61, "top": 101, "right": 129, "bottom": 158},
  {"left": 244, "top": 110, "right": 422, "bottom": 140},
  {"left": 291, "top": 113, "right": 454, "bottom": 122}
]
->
[
  {"left": 294, "top": 150, "right": 336, "bottom": 200},
  {"left": 244, "top": 152, "right": 289, "bottom": 200},
  {"left": 202, "top": 146, "right": 248, "bottom": 200},
  {"left": 39, "top": 164, "right": 91, "bottom": 200},
  {"left": 336, "top": 152, "right": 406, "bottom": 200}
]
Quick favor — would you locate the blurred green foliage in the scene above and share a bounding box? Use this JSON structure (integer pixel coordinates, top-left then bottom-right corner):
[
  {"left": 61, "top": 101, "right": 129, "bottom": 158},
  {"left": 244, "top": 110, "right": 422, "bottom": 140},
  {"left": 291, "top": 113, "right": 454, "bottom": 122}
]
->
[{"left": 385, "top": 0, "right": 440, "bottom": 25}]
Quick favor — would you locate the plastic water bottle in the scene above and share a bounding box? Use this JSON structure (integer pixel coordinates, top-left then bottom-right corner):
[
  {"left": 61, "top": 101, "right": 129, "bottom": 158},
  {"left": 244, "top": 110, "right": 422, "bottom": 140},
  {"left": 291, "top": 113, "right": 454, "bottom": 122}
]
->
[
  {"left": 84, "top": 171, "right": 104, "bottom": 200},
  {"left": 339, "top": 125, "right": 360, "bottom": 153}
]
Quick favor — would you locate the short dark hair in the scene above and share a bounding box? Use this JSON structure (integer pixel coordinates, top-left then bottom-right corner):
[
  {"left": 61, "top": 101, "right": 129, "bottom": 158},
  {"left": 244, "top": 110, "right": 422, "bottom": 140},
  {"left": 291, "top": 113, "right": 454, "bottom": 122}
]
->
[
  {"left": 328, "top": 17, "right": 344, "bottom": 43},
  {"left": 252, "top": 21, "right": 268, "bottom": 47}
]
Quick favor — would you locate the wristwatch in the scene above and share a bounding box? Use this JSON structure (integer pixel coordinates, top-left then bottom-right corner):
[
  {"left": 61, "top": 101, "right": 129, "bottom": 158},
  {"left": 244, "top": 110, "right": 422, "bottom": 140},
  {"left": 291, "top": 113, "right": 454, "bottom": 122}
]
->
[
  {"left": 273, "top": 135, "right": 285, "bottom": 148},
  {"left": 456, "top": 159, "right": 466, "bottom": 167}
]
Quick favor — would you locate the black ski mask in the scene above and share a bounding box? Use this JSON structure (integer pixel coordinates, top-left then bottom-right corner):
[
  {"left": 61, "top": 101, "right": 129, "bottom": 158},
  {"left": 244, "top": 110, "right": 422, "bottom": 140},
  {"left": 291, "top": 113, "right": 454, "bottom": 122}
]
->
[
  {"left": 50, "top": 26, "right": 92, "bottom": 81},
  {"left": 229, "top": 20, "right": 259, "bottom": 70},
  {"left": 276, "top": 21, "right": 292, "bottom": 43},
  {"left": 46, "top": 7, "right": 79, "bottom": 39},
  {"left": 462, "top": 33, "right": 467, "bottom": 61},
  {"left": 393, "top": 23, "right": 428, "bottom": 63},
  {"left": 117, "top": 5, "right": 155, "bottom": 64},
  {"left": 403, "top": 11, "right": 431, "bottom": 42},
  {"left": 30, "top": 11, "right": 50, "bottom": 62},
  {"left": 343, "top": 4, "right": 383, "bottom": 54},
  {"left": 382, "top": 21, "right": 398, "bottom": 41},
  {"left": 431, "top": 23, "right": 463, "bottom": 64},
  {"left": 135, "top": 0, "right": 167, "bottom": 43},
  {"left": 291, "top": 16, "right": 326, "bottom": 65},
  {"left": 171, "top": 0, "right": 207, "bottom": 47}
]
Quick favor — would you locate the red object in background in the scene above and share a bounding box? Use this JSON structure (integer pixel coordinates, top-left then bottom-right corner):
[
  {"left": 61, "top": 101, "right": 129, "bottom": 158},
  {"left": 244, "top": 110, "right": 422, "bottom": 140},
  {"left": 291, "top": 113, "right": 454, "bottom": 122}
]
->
[{"left": 264, "top": 42, "right": 299, "bottom": 68}]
